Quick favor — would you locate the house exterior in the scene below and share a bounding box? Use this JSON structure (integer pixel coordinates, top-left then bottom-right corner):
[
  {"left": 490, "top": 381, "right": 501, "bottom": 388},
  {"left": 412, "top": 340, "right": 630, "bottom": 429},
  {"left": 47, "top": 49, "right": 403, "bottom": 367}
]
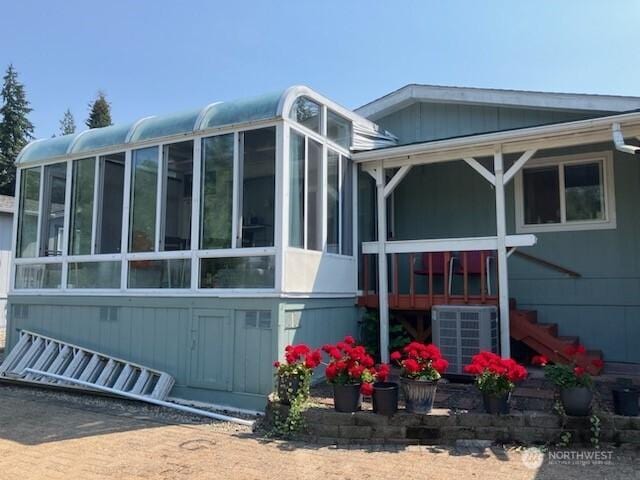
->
[
  {"left": 6, "top": 83, "right": 640, "bottom": 410},
  {"left": 0, "top": 195, "right": 14, "bottom": 329}
]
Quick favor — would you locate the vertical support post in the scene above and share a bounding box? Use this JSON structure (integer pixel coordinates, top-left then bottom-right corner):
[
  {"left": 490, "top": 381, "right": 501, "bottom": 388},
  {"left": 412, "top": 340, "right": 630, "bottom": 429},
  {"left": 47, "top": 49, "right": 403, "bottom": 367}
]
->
[
  {"left": 375, "top": 162, "right": 390, "bottom": 363},
  {"left": 494, "top": 146, "right": 511, "bottom": 358}
]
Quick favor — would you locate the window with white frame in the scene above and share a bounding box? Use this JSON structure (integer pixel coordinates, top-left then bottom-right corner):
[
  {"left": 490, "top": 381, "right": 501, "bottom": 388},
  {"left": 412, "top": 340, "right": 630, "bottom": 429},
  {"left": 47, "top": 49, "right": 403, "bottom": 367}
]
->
[{"left": 515, "top": 152, "right": 616, "bottom": 233}]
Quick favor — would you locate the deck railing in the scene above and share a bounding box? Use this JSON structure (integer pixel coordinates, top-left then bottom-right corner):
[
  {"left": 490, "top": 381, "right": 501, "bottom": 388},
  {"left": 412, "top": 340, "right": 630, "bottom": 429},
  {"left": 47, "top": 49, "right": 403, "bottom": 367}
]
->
[{"left": 359, "top": 250, "right": 499, "bottom": 310}]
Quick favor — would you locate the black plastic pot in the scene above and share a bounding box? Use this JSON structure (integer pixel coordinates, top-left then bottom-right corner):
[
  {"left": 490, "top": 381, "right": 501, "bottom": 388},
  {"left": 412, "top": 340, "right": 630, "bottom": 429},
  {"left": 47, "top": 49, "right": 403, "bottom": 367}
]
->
[
  {"left": 560, "top": 387, "right": 593, "bottom": 416},
  {"left": 482, "top": 392, "right": 511, "bottom": 414},
  {"left": 277, "top": 375, "right": 304, "bottom": 406},
  {"left": 372, "top": 382, "right": 399, "bottom": 416},
  {"left": 612, "top": 387, "right": 640, "bottom": 417},
  {"left": 333, "top": 383, "right": 362, "bottom": 413}
]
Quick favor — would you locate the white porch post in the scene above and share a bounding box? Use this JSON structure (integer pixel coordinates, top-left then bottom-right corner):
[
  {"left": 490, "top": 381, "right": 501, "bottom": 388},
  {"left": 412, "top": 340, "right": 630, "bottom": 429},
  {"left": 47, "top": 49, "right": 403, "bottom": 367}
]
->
[
  {"left": 493, "top": 146, "right": 511, "bottom": 358},
  {"left": 375, "top": 161, "right": 390, "bottom": 363}
]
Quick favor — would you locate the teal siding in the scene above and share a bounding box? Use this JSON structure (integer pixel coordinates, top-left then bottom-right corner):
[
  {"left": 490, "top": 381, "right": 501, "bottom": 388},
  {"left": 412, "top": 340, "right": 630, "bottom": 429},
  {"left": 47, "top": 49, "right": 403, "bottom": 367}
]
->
[
  {"left": 6, "top": 295, "right": 359, "bottom": 409},
  {"left": 376, "top": 102, "right": 608, "bottom": 145},
  {"left": 385, "top": 140, "right": 640, "bottom": 363}
]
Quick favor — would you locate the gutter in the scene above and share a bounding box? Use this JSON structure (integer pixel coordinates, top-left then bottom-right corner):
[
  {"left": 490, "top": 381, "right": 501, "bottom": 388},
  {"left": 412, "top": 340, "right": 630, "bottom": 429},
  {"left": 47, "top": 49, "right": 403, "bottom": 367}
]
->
[
  {"left": 612, "top": 123, "right": 640, "bottom": 156},
  {"left": 354, "top": 110, "right": 640, "bottom": 163}
]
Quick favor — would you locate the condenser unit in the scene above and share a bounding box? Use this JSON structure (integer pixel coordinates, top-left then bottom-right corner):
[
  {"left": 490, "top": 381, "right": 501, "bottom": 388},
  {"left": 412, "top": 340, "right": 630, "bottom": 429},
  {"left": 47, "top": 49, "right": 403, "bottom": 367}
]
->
[{"left": 432, "top": 305, "right": 498, "bottom": 375}]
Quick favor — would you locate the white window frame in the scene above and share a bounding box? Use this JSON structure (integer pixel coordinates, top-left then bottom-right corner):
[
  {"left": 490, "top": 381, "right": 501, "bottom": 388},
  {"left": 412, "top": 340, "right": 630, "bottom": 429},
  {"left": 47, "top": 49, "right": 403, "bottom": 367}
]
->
[{"left": 514, "top": 151, "right": 616, "bottom": 233}]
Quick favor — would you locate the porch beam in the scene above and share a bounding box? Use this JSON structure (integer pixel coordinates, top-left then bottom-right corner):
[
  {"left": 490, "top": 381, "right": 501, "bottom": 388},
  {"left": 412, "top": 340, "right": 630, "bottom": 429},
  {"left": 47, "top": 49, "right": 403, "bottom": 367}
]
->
[
  {"left": 374, "top": 161, "right": 390, "bottom": 363},
  {"left": 383, "top": 165, "right": 412, "bottom": 198},
  {"left": 503, "top": 149, "right": 537, "bottom": 185},
  {"left": 493, "top": 146, "right": 511, "bottom": 358},
  {"left": 463, "top": 157, "right": 495, "bottom": 185},
  {"left": 361, "top": 234, "right": 536, "bottom": 255}
]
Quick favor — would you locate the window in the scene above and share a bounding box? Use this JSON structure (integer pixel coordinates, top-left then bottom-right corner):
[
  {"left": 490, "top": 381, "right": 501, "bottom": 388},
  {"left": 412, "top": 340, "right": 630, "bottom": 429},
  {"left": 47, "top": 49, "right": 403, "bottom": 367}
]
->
[
  {"left": 161, "top": 141, "right": 193, "bottom": 251},
  {"left": 327, "top": 110, "right": 351, "bottom": 149},
  {"left": 15, "top": 263, "right": 62, "bottom": 289},
  {"left": 290, "top": 96, "right": 321, "bottom": 133},
  {"left": 67, "top": 261, "right": 121, "bottom": 289},
  {"left": 516, "top": 152, "right": 615, "bottom": 233},
  {"left": 340, "top": 154, "right": 353, "bottom": 255},
  {"left": 128, "top": 259, "right": 191, "bottom": 288},
  {"left": 129, "top": 146, "right": 159, "bottom": 252},
  {"left": 306, "top": 139, "right": 323, "bottom": 251},
  {"left": 16, "top": 167, "right": 41, "bottom": 258},
  {"left": 327, "top": 150, "right": 339, "bottom": 253},
  {"left": 200, "top": 256, "right": 274, "bottom": 288},
  {"left": 40, "top": 163, "right": 67, "bottom": 257},
  {"left": 240, "top": 127, "right": 275, "bottom": 248},
  {"left": 201, "top": 134, "right": 234, "bottom": 249},
  {"left": 96, "top": 153, "right": 125, "bottom": 253},
  {"left": 69, "top": 158, "right": 95, "bottom": 255},
  {"left": 289, "top": 131, "right": 305, "bottom": 248}
]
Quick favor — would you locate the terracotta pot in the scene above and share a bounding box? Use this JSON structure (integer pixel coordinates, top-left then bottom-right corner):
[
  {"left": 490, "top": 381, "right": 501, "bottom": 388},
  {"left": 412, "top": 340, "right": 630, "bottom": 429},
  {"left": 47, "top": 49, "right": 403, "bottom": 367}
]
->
[
  {"left": 560, "top": 387, "right": 593, "bottom": 416},
  {"left": 400, "top": 377, "right": 438, "bottom": 414},
  {"left": 482, "top": 391, "right": 511, "bottom": 414},
  {"left": 333, "top": 383, "right": 362, "bottom": 412}
]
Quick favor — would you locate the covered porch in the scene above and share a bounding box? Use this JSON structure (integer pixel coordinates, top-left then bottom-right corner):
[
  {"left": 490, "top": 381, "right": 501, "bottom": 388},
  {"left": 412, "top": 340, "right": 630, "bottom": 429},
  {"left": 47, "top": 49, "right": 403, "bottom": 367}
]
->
[{"left": 354, "top": 110, "right": 640, "bottom": 367}]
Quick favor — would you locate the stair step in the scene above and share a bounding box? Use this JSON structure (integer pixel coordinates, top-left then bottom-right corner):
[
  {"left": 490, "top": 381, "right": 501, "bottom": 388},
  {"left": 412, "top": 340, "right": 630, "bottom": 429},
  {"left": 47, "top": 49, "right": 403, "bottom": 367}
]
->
[
  {"left": 510, "top": 310, "right": 538, "bottom": 323},
  {"left": 537, "top": 323, "right": 558, "bottom": 337},
  {"left": 557, "top": 336, "right": 579, "bottom": 345}
]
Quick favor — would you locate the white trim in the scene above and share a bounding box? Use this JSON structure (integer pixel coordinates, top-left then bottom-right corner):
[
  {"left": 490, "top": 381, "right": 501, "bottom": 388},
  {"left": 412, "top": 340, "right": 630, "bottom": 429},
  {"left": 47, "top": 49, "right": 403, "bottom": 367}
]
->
[
  {"left": 120, "top": 150, "right": 132, "bottom": 289},
  {"left": 90, "top": 156, "right": 100, "bottom": 254},
  {"left": 362, "top": 234, "right": 537, "bottom": 255},
  {"left": 503, "top": 149, "right": 537, "bottom": 185},
  {"left": 514, "top": 151, "right": 616, "bottom": 234},
  {"left": 494, "top": 147, "right": 511, "bottom": 358},
  {"left": 60, "top": 160, "right": 73, "bottom": 288},
  {"left": 9, "top": 168, "right": 22, "bottom": 291},
  {"left": 374, "top": 162, "right": 390, "bottom": 363},
  {"left": 154, "top": 146, "right": 163, "bottom": 252},
  {"left": 383, "top": 165, "right": 412, "bottom": 197},
  {"left": 274, "top": 122, "right": 285, "bottom": 292},
  {"left": 231, "top": 131, "right": 240, "bottom": 249},
  {"left": 463, "top": 157, "right": 495, "bottom": 186},
  {"left": 356, "top": 84, "right": 640, "bottom": 121},
  {"left": 191, "top": 138, "right": 202, "bottom": 289}
]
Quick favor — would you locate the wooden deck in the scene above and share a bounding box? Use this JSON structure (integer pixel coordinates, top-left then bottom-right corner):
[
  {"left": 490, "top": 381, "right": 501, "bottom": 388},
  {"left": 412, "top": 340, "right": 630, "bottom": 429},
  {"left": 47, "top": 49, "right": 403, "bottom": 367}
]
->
[{"left": 358, "top": 293, "right": 498, "bottom": 311}]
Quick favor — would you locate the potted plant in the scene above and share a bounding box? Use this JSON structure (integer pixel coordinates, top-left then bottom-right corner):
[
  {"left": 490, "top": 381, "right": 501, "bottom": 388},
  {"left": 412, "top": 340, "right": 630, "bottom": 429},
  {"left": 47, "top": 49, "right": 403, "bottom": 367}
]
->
[
  {"left": 322, "top": 336, "right": 387, "bottom": 412},
  {"left": 532, "top": 346, "right": 602, "bottom": 416},
  {"left": 273, "top": 343, "right": 321, "bottom": 405},
  {"left": 464, "top": 351, "right": 528, "bottom": 414},
  {"left": 612, "top": 378, "right": 639, "bottom": 417},
  {"left": 390, "top": 342, "right": 449, "bottom": 414},
  {"left": 371, "top": 364, "right": 396, "bottom": 416}
]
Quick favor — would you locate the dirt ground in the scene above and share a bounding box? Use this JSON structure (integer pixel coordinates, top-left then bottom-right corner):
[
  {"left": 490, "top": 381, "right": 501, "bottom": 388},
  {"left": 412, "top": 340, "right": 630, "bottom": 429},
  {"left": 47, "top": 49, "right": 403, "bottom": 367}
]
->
[{"left": 0, "top": 384, "right": 638, "bottom": 480}]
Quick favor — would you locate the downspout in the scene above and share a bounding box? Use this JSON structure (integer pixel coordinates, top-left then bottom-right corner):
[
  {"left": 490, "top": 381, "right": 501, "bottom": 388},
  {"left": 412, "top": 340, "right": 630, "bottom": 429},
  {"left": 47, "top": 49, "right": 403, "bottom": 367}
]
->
[{"left": 612, "top": 123, "right": 640, "bottom": 156}]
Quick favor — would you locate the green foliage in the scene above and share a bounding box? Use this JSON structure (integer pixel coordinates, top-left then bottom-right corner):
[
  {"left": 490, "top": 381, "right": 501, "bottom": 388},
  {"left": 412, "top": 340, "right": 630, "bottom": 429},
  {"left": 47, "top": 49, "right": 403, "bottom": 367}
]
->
[
  {"left": 473, "top": 371, "right": 515, "bottom": 396},
  {"left": 0, "top": 64, "right": 34, "bottom": 195},
  {"left": 269, "top": 369, "right": 312, "bottom": 438},
  {"left": 360, "top": 309, "right": 410, "bottom": 358},
  {"left": 86, "top": 91, "right": 112, "bottom": 129},
  {"left": 543, "top": 363, "right": 592, "bottom": 389},
  {"left": 552, "top": 399, "right": 601, "bottom": 448},
  {"left": 590, "top": 414, "right": 601, "bottom": 449},
  {"left": 59, "top": 108, "right": 76, "bottom": 135}
]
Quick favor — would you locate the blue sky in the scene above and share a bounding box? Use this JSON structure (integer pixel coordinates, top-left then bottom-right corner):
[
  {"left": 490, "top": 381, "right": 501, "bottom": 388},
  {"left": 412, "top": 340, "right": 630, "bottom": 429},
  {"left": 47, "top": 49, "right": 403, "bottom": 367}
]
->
[{"left": 2, "top": 0, "right": 639, "bottom": 138}]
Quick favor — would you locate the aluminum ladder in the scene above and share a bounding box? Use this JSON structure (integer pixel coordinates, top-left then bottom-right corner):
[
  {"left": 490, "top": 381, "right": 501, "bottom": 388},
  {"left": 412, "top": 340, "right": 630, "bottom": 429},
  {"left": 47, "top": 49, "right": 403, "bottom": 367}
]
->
[{"left": 0, "top": 330, "right": 175, "bottom": 401}]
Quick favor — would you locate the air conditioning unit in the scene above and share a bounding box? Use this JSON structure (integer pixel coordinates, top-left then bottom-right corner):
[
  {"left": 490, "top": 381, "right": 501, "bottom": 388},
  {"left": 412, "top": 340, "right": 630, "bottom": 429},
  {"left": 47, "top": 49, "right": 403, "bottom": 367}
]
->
[{"left": 432, "top": 305, "right": 498, "bottom": 375}]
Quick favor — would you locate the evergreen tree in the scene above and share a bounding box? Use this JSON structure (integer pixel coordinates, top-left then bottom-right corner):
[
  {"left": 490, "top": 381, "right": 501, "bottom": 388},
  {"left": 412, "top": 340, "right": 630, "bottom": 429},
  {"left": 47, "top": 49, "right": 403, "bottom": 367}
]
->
[
  {"left": 0, "top": 64, "right": 34, "bottom": 196},
  {"left": 86, "top": 91, "right": 112, "bottom": 128},
  {"left": 59, "top": 108, "right": 76, "bottom": 135}
]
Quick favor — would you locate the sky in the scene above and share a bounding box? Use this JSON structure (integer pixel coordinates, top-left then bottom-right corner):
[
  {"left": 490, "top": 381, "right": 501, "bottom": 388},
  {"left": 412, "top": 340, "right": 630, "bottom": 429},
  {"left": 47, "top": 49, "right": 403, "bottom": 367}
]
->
[{"left": 2, "top": 0, "right": 639, "bottom": 138}]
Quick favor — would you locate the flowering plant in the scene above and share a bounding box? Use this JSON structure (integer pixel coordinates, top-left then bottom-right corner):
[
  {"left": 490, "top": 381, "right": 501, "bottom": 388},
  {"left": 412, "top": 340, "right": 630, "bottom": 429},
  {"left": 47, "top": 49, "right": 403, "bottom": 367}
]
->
[
  {"left": 322, "top": 336, "right": 390, "bottom": 396},
  {"left": 464, "top": 351, "right": 528, "bottom": 395},
  {"left": 273, "top": 344, "right": 322, "bottom": 377},
  {"left": 532, "top": 345, "right": 603, "bottom": 389},
  {"left": 390, "top": 342, "right": 448, "bottom": 381}
]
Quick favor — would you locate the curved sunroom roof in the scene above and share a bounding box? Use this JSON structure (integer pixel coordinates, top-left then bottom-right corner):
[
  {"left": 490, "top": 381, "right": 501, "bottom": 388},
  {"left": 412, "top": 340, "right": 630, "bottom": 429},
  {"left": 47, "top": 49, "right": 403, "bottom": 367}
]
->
[{"left": 17, "top": 86, "right": 396, "bottom": 165}]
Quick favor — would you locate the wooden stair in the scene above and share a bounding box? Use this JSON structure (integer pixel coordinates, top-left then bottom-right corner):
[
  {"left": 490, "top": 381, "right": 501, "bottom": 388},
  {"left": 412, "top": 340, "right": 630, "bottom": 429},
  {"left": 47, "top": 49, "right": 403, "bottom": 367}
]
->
[{"left": 509, "top": 301, "right": 603, "bottom": 375}]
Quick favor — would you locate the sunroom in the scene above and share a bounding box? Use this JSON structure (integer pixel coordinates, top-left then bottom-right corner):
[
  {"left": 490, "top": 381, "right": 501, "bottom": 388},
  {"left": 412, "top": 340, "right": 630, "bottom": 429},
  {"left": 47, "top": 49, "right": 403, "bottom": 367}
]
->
[{"left": 6, "top": 86, "right": 395, "bottom": 409}]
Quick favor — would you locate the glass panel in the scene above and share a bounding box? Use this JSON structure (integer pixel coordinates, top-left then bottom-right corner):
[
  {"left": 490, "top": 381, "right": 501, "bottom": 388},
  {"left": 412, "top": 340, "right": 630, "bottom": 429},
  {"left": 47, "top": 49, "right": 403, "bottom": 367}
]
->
[
  {"left": 16, "top": 167, "right": 41, "bottom": 258},
  {"left": 564, "top": 162, "right": 604, "bottom": 222},
  {"left": 241, "top": 128, "right": 275, "bottom": 248},
  {"left": 290, "top": 96, "right": 321, "bottom": 133},
  {"left": 40, "top": 163, "right": 67, "bottom": 257},
  {"left": 306, "top": 139, "right": 323, "bottom": 251},
  {"left": 326, "top": 150, "right": 339, "bottom": 253},
  {"left": 523, "top": 166, "right": 560, "bottom": 225},
  {"left": 96, "top": 153, "right": 125, "bottom": 254},
  {"left": 15, "top": 263, "right": 62, "bottom": 289},
  {"left": 129, "top": 109, "right": 200, "bottom": 143},
  {"left": 69, "top": 122, "right": 133, "bottom": 154},
  {"left": 69, "top": 158, "right": 95, "bottom": 255},
  {"left": 200, "top": 256, "right": 275, "bottom": 288},
  {"left": 199, "top": 91, "right": 282, "bottom": 130},
  {"left": 327, "top": 110, "right": 351, "bottom": 149},
  {"left": 358, "top": 166, "right": 377, "bottom": 243},
  {"left": 201, "top": 134, "right": 234, "bottom": 249},
  {"left": 162, "top": 141, "right": 193, "bottom": 251},
  {"left": 128, "top": 259, "right": 190, "bottom": 288},
  {"left": 18, "top": 134, "right": 75, "bottom": 166},
  {"left": 129, "top": 147, "right": 158, "bottom": 252},
  {"left": 67, "top": 261, "right": 121, "bottom": 289},
  {"left": 341, "top": 156, "right": 353, "bottom": 255},
  {"left": 289, "top": 131, "right": 305, "bottom": 248}
]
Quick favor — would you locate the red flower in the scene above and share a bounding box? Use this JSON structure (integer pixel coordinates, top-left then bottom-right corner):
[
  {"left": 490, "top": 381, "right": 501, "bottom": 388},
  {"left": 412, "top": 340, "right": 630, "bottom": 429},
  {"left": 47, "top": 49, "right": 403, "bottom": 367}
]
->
[
  {"left": 348, "top": 364, "right": 365, "bottom": 379},
  {"left": 432, "top": 358, "right": 449, "bottom": 374},
  {"left": 564, "top": 345, "right": 577, "bottom": 356},
  {"left": 531, "top": 355, "right": 548, "bottom": 366},
  {"left": 573, "top": 366, "right": 586, "bottom": 377},
  {"left": 326, "top": 363, "right": 338, "bottom": 380},
  {"left": 464, "top": 363, "right": 483, "bottom": 375},
  {"left": 329, "top": 348, "right": 342, "bottom": 360},
  {"left": 377, "top": 363, "right": 390, "bottom": 381},
  {"left": 404, "top": 358, "right": 420, "bottom": 374},
  {"left": 591, "top": 358, "right": 604, "bottom": 369},
  {"left": 273, "top": 361, "right": 280, "bottom": 368},
  {"left": 575, "top": 344, "right": 586, "bottom": 355},
  {"left": 360, "top": 382, "right": 374, "bottom": 396},
  {"left": 343, "top": 336, "right": 356, "bottom": 345},
  {"left": 390, "top": 351, "right": 402, "bottom": 362}
]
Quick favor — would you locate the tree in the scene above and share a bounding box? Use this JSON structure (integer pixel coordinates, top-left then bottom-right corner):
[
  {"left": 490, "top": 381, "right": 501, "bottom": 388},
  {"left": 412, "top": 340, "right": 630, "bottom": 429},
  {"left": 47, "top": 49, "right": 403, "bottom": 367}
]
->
[
  {"left": 86, "top": 91, "right": 112, "bottom": 128},
  {"left": 59, "top": 108, "right": 76, "bottom": 135},
  {"left": 0, "top": 64, "right": 34, "bottom": 195}
]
